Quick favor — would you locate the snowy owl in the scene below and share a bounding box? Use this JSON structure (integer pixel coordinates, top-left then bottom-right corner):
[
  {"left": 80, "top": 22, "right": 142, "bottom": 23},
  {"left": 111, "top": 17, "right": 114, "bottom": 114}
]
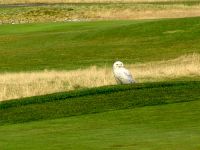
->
[{"left": 113, "top": 61, "right": 135, "bottom": 84}]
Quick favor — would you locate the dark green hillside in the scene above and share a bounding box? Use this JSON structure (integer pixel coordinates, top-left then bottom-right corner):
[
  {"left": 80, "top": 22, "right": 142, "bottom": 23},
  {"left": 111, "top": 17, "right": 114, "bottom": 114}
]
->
[
  {"left": 0, "top": 17, "right": 200, "bottom": 72},
  {"left": 0, "top": 81, "right": 199, "bottom": 125}
]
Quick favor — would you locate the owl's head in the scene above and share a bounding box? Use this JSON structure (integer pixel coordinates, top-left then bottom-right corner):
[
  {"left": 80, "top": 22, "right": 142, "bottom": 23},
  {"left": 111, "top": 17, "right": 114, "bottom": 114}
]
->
[{"left": 113, "top": 61, "right": 124, "bottom": 69}]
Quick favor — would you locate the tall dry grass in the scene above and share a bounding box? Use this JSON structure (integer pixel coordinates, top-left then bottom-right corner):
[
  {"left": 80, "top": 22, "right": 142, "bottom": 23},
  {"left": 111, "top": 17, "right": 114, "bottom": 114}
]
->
[
  {"left": 131, "top": 53, "right": 200, "bottom": 81},
  {"left": 0, "top": 53, "right": 200, "bottom": 101},
  {"left": 1, "top": 2, "right": 200, "bottom": 24},
  {"left": 0, "top": 0, "right": 196, "bottom": 4},
  {"left": 93, "top": 8, "right": 200, "bottom": 20}
]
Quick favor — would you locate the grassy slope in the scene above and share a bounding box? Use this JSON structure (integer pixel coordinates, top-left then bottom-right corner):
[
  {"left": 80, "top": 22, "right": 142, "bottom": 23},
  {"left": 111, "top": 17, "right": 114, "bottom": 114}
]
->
[
  {"left": 0, "top": 83, "right": 200, "bottom": 149},
  {"left": 0, "top": 81, "right": 200, "bottom": 125},
  {"left": 0, "top": 17, "right": 200, "bottom": 72}
]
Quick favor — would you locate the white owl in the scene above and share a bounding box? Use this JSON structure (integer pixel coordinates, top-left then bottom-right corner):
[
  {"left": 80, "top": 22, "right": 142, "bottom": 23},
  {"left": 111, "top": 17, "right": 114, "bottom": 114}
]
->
[{"left": 113, "top": 61, "right": 135, "bottom": 84}]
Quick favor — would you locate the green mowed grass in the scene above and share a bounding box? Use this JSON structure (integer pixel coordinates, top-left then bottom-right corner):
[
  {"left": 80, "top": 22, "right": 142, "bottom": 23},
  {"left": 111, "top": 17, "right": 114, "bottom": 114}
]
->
[
  {"left": 0, "top": 92, "right": 200, "bottom": 149},
  {"left": 0, "top": 17, "right": 200, "bottom": 72},
  {"left": 1, "top": 16, "right": 200, "bottom": 149}
]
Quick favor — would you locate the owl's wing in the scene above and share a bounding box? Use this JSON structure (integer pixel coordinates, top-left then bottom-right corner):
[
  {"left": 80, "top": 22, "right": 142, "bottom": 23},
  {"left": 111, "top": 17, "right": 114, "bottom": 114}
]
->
[
  {"left": 115, "top": 68, "right": 134, "bottom": 83},
  {"left": 122, "top": 68, "right": 134, "bottom": 83}
]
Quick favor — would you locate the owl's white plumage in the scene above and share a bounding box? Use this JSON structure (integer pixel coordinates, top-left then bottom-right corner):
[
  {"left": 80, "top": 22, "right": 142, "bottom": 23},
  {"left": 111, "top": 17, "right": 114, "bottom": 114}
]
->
[{"left": 113, "top": 61, "right": 135, "bottom": 84}]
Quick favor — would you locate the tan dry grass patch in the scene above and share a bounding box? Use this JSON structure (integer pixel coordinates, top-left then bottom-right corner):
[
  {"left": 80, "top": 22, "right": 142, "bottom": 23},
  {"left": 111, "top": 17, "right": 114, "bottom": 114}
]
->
[
  {"left": 0, "top": 0, "right": 197, "bottom": 4},
  {"left": 130, "top": 53, "right": 200, "bottom": 81},
  {"left": 0, "top": 53, "right": 200, "bottom": 101},
  {"left": 1, "top": 7, "right": 200, "bottom": 24},
  {"left": 95, "top": 8, "right": 200, "bottom": 20},
  {"left": 1, "top": 2, "right": 200, "bottom": 24}
]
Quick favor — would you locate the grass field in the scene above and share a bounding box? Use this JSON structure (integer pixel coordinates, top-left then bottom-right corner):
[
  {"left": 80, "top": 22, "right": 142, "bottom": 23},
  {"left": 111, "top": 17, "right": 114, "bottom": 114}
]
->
[
  {"left": 0, "top": 3, "right": 200, "bottom": 148},
  {"left": 0, "top": 81, "right": 200, "bottom": 149}
]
